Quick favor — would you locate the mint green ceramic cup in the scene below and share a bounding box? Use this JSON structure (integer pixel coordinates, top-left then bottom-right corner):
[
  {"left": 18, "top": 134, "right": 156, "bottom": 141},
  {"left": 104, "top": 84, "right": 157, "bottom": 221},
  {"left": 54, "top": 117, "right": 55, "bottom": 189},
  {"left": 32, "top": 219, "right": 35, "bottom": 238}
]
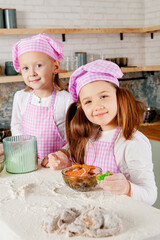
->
[
  {"left": 3, "top": 8, "right": 17, "bottom": 28},
  {"left": 3, "top": 135, "right": 38, "bottom": 174}
]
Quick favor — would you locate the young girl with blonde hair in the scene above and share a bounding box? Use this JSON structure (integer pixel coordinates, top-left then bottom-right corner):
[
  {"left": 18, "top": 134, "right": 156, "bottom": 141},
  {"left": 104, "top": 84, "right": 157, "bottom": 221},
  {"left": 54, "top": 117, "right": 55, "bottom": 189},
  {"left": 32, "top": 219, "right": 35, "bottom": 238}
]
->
[
  {"left": 10, "top": 33, "right": 72, "bottom": 162},
  {"left": 45, "top": 60, "right": 157, "bottom": 205}
]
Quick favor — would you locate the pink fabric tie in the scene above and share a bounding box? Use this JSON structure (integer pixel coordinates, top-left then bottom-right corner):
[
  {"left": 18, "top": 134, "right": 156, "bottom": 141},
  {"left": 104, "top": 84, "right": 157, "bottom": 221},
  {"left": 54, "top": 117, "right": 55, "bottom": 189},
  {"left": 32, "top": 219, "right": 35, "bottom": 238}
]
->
[
  {"left": 84, "top": 127, "right": 120, "bottom": 174},
  {"left": 22, "top": 89, "right": 66, "bottom": 160}
]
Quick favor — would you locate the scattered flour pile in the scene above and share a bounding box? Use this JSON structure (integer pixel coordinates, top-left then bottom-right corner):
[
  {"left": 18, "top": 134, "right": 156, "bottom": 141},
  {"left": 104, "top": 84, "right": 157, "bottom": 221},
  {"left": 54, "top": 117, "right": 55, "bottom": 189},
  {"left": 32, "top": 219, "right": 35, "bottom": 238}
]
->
[{"left": 42, "top": 206, "right": 122, "bottom": 238}]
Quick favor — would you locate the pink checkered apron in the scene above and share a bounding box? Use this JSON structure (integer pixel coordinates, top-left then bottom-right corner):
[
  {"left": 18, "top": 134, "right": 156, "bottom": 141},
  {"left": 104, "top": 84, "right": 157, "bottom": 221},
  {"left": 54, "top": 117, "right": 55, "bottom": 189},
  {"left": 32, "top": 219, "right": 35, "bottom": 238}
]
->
[
  {"left": 84, "top": 127, "right": 120, "bottom": 174},
  {"left": 22, "top": 89, "right": 66, "bottom": 160}
]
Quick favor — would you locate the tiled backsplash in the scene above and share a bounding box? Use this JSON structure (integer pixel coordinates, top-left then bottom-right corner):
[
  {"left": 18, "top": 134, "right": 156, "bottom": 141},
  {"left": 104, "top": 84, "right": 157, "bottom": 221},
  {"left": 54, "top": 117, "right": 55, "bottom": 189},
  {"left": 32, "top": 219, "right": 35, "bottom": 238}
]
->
[
  {"left": 120, "top": 71, "right": 160, "bottom": 109},
  {"left": 0, "top": 71, "right": 160, "bottom": 129},
  {"left": 0, "top": 82, "right": 25, "bottom": 129}
]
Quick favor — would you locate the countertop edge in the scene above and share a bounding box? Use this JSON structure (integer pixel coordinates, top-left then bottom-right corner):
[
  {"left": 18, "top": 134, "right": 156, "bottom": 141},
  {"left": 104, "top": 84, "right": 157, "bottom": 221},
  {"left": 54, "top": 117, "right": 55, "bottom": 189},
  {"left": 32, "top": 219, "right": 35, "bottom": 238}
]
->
[{"left": 138, "top": 121, "right": 160, "bottom": 142}]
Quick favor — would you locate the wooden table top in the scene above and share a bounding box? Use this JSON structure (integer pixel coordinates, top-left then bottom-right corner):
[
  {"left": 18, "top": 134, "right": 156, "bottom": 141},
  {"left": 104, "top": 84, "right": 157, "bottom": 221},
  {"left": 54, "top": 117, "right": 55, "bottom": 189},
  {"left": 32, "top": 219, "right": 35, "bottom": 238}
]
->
[{"left": 138, "top": 121, "right": 160, "bottom": 141}]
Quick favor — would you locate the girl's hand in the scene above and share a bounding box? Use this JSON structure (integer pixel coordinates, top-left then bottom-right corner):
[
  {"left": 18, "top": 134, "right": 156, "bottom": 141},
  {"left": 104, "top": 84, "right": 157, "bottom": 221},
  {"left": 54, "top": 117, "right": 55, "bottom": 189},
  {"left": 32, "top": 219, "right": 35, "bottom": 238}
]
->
[
  {"left": 100, "top": 173, "right": 131, "bottom": 196},
  {"left": 46, "top": 150, "right": 71, "bottom": 170},
  {"left": 0, "top": 143, "right": 4, "bottom": 156},
  {"left": 41, "top": 156, "right": 49, "bottom": 168}
]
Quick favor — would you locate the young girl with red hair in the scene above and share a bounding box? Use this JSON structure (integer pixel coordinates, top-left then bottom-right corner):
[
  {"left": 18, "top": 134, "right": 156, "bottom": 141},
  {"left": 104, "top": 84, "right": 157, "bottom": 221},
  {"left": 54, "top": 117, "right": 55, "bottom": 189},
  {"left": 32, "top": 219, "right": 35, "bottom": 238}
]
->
[{"left": 44, "top": 60, "right": 157, "bottom": 205}]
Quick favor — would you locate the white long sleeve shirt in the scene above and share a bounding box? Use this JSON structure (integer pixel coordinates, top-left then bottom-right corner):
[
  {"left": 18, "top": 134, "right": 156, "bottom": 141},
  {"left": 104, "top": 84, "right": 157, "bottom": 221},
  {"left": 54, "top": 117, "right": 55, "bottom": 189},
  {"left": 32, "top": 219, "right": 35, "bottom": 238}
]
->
[
  {"left": 94, "top": 129, "right": 157, "bottom": 205},
  {"left": 11, "top": 89, "right": 72, "bottom": 141}
]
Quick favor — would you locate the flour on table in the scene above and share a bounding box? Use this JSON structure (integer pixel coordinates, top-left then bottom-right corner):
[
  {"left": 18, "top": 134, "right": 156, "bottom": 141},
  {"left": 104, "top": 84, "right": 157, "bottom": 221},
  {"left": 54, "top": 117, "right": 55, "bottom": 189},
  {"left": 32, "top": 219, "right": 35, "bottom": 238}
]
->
[{"left": 42, "top": 206, "right": 122, "bottom": 238}]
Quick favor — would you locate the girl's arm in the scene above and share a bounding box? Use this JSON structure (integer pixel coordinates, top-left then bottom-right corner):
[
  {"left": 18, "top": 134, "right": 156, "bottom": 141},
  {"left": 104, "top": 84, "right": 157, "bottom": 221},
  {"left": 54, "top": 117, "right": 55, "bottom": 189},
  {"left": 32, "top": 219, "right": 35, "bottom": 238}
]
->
[
  {"left": 11, "top": 91, "right": 24, "bottom": 136},
  {"left": 118, "top": 133, "right": 157, "bottom": 205},
  {"left": 99, "top": 131, "right": 157, "bottom": 205},
  {"left": 54, "top": 91, "right": 73, "bottom": 142}
]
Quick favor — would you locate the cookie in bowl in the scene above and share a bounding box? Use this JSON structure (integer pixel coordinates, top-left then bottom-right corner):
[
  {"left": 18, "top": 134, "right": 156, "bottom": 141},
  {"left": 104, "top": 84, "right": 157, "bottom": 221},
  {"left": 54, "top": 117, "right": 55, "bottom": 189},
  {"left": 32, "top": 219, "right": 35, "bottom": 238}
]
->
[{"left": 62, "top": 164, "right": 102, "bottom": 192}]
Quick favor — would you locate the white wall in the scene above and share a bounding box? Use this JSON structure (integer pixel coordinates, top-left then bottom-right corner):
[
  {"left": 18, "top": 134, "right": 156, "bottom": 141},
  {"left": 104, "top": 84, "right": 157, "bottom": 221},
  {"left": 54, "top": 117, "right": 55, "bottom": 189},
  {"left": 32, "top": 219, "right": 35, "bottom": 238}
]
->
[
  {"left": 144, "top": 0, "right": 160, "bottom": 66},
  {"left": 0, "top": 0, "right": 159, "bottom": 72},
  {"left": 145, "top": 0, "right": 160, "bottom": 26},
  {"left": 1, "top": 0, "right": 145, "bottom": 28},
  {"left": 145, "top": 31, "right": 160, "bottom": 66}
]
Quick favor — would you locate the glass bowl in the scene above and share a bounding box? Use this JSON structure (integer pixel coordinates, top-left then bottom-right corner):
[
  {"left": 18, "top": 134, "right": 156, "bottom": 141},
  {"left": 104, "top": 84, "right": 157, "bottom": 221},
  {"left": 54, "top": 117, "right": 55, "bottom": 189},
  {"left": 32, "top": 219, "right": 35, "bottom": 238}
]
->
[
  {"left": 3, "top": 135, "right": 38, "bottom": 174},
  {"left": 0, "top": 156, "right": 4, "bottom": 173},
  {"left": 62, "top": 165, "right": 102, "bottom": 192}
]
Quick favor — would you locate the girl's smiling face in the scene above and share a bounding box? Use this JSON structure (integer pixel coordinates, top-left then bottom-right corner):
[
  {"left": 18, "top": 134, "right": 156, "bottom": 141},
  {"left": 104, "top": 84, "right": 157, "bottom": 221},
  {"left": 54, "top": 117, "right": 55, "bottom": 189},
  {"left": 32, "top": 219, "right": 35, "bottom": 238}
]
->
[
  {"left": 19, "top": 52, "right": 60, "bottom": 94},
  {"left": 79, "top": 81, "right": 118, "bottom": 131}
]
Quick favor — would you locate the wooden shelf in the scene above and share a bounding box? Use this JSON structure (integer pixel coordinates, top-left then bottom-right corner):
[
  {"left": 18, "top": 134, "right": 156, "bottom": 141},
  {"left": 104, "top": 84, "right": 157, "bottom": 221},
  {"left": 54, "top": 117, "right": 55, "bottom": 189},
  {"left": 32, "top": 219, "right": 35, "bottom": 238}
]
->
[
  {"left": 121, "top": 65, "right": 160, "bottom": 73},
  {"left": 0, "top": 66, "right": 160, "bottom": 83},
  {"left": 0, "top": 25, "right": 160, "bottom": 35},
  {"left": 0, "top": 71, "right": 74, "bottom": 83}
]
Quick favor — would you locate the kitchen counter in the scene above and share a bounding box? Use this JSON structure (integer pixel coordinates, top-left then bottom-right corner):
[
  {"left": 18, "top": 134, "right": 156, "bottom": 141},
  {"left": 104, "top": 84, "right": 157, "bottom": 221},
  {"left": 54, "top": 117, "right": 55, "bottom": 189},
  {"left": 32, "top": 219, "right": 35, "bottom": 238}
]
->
[
  {"left": 138, "top": 121, "right": 160, "bottom": 141},
  {"left": 1, "top": 166, "right": 160, "bottom": 240}
]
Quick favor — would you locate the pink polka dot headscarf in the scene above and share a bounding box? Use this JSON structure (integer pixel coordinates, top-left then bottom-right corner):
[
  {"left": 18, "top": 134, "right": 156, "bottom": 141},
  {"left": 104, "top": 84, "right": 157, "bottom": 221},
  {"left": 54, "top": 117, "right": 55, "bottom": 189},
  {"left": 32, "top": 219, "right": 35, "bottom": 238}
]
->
[
  {"left": 69, "top": 59, "right": 123, "bottom": 102},
  {"left": 12, "top": 33, "right": 64, "bottom": 72}
]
